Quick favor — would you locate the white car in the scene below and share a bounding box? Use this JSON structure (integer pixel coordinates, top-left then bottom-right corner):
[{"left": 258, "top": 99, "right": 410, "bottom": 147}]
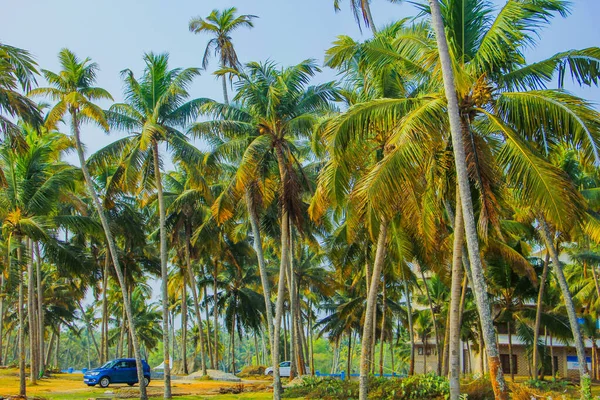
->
[{"left": 265, "top": 361, "right": 309, "bottom": 377}]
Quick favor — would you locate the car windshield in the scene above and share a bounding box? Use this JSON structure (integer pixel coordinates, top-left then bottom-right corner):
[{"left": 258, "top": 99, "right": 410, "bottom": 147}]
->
[{"left": 100, "top": 360, "right": 116, "bottom": 369}]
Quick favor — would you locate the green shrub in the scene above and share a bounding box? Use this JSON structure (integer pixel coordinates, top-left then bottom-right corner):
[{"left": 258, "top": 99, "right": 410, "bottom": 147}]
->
[
  {"left": 461, "top": 376, "right": 494, "bottom": 400},
  {"left": 368, "top": 374, "right": 449, "bottom": 400},
  {"left": 282, "top": 376, "right": 358, "bottom": 399},
  {"left": 238, "top": 365, "right": 266, "bottom": 377}
]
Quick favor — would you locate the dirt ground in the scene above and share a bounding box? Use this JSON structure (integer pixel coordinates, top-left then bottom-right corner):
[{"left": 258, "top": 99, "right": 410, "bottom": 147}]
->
[{"left": 0, "top": 368, "right": 277, "bottom": 399}]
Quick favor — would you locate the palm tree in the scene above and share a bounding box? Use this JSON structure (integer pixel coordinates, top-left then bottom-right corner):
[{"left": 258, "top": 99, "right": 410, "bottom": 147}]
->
[
  {"left": 189, "top": 7, "right": 257, "bottom": 104},
  {"left": 28, "top": 48, "right": 149, "bottom": 400},
  {"left": 0, "top": 43, "right": 42, "bottom": 140},
  {"left": 191, "top": 59, "right": 338, "bottom": 399},
  {"left": 98, "top": 52, "right": 203, "bottom": 397},
  {"left": 333, "top": 0, "right": 377, "bottom": 34}
]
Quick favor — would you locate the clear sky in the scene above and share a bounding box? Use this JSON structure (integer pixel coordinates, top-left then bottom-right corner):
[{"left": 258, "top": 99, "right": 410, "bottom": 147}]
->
[{"left": 3, "top": 0, "right": 600, "bottom": 161}]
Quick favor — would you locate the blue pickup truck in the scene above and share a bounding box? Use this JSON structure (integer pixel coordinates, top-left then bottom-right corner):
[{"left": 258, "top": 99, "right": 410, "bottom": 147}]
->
[{"left": 83, "top": 358, "right": 151, "bottom": 388}]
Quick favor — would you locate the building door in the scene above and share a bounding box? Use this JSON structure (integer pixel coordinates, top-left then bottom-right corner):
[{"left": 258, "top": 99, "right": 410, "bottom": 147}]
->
[{"left": 500, "top": 354, "right": 517, "bottom": 374}]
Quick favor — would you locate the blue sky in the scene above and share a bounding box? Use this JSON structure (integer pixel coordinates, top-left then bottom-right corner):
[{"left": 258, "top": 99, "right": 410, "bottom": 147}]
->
[{"left": 4, "top": 0, "right": 600, "bottom": 161}]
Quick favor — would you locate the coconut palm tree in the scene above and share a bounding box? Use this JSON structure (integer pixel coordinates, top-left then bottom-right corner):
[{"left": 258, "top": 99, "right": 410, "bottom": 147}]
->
[
  {"left": 96, "top": 52, "right": 203, "bottom": 397},
  {"left": 189, "top": 7, "right": 257, "bottom": 104},
  {"left": 191, "top": 59, "right": 338, "bottom": 400},
  {"left": 28, "top": 48, "right": 150, "bottom": 400}
]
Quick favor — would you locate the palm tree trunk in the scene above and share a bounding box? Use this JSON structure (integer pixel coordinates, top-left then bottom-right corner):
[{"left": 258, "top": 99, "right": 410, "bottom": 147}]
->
[
  {"left": 507, "top": 321, "right": 514, "bottom": 381},
  {"left": 359, "top": 219, "right": 388, "bottom": 400},
  {"left": 449, "top": 190, "right": 464, "bottom": 400},
  {"left": 550, "top": 331, "right": 555, "bottom": 377},
  {"left": 55, "top": 324, "right": 60, "bottom": 370},
  {"left": 17, "top": 237, "right": 26, "bottom": 396},
  {"left": 533, "top": 252, "right": 550, "bottom": 379},
  {"left": 424, "top": 336, "right": 428, "bottom": 373},
  {"left": 45, "top": 329, "right": 55, "bottom": 368},
  {"left": 272, "top": 207, "right": 290, "bottom": 400},
  {"left": 245, "top": 189, "right": 274, "bottom": 357},
  {"left": 182, "top": 280, "right": 188, "bottom": 375},
  {"left": 284, "top": 230, "right": 297, "bottom": 380},
  {"left": 231, "top": 310, "right": 236, "bottom": 374},
  {"left": 427, "top": 2, "right": 508, "bottom": 398},
  {"left": 185, "top": 227, "right": 207, "bottom": 376},
  {"left": 309, "top": 300, "right": 315, "bottom": 375},
  {"left": 379, "top": 278, "right": 386, "bottom": 376},
  {"left": 213, "top": 267, "right": 219, "bottom": 369},
  {"left": 151, "top": 140, "right": 172, "bottom": 398},
  {"left": 101, "top": 254, "right": 109, "bottom": 364},
  {"left": 539, "top": 216, "right": 590, "bottom": 398},
  {"left": 72, "top": 110, "right": 148, "bottom": 400},
  {"left": 201, "top": 263, "right": 214, "bottom": 369},
  {"left": 28, "top": 239, "right": 38, "bottom": 385},
  {"left": 221, "top": 73, "right": 229, "bottom": 104},
  {"left": 402, "top": 268, "right": 415, "bottom": 376},
  {"left": 34, "top": 243, "right": 44, "bottom": 376},
  {"left": 346, "top": 332, "right": 352, "bottom": 380}
]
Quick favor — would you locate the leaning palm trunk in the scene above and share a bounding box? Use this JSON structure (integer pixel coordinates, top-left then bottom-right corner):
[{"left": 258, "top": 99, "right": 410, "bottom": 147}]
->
[
  {"left": 245, "top": 190, "right": 275, "bottom": 355},
  {"left": 427, "top": 1, "right": 508, "bottom": 398},
  {"left": 539, "top": 217, "right": 591, "bottom": 399},
  {"left": 359, "top": 219, "right": 388, "bottom": 400},
  {"left": 151, "top": 140, "right": 172, "bottom": 399},
  {"left": 72, "top": 111, "right": 148, "bottom": 400},
  {"left": 532, "top": 253, "right": 550, "bottom": 378},
  {"left": 449, "top": 191, "right": 464, "bottom": 400}
]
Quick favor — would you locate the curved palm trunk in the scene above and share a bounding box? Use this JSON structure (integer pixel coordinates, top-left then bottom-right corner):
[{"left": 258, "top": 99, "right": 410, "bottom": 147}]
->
[
  {"left": 427, "top": 2, "right": 508, "bottom": 398},
  {"left": 449, "top": 191, "right": 464, "bottom": 400},
  {"left": 539, "top": 217, "right": 591, "bottom": 399},
  {"left": 245, "top": 190, "right": 275, "bottom": 356},
  {"left": 151, "top": 140, "right": 172, "bottom": 398},
  {"left": 359, "top": 219, "right": 388, "bottom": 400},
  {"left": 72, "top": 111, "right": 148, "bottom": 400},
  {"left": 184, "top": 226, "right": 207, "bottom": 376},
  {"left": 533, "top": 252, "right": 550, "bottom": 378}
]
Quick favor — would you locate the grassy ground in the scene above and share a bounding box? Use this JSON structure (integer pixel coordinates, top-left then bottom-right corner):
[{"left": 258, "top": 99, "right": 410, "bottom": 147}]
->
[{"left": 0, "top": 368, "right": 288, "bottom": 399}]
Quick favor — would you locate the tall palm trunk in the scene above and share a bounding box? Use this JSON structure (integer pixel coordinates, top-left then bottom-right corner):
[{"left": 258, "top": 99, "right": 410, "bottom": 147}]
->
[
  {"left": 35, "top": 243, "right": 44, "bottom": 376},
  {"left": 309, "top": 301, "right": 315, "bottom": 375},
  {"left": 184, "top": 226, "right": 207, "bottom": 376},
  {"left": 151, "top": 140, "right": 171, "bottom": 398},
  {"left": 507, "top": 321, "right": 514, "bottom": 381},
  {"left": 346, "top": 332, "right": 352, "bottom": 380},
  {"left": 213, "top": 266, "right": 219, "bottom": 369},
  {"left": 201, "top": 263, "right": 215, "bottom": 369},
  {"left": 539, "top": 217, "right": 591, "bottom": 399},
  {"left": 449, "top": 190, "right": 464, "bottom": 400},
  {"left": 72, "top": 111, "right": 148, "bottom": 400},
  {"left": 533, "top": 252, "right": 550, "bottom": 378},
  {"left": 181, "top": 280, "right": 188, "bottom": 375},
  {"left": 245, "top": 190, "right": 274, "bottom": 356},
  {"left": 427, "top": 2, "right": 508, "bottom": 398},
  {"left": 272, "top": 209, "right": 290, "bottom": 400},
  {"left": 359, "top": 219, "right": 388, "bottom": 400},
  {"left": 28, "top": 239, "right": 38, "bottom": 384},
  {"left": 16, "top": 238, "right": 26, "bottom": 396},
  {"left": 379, "top": 278, "right": 386, "bottom": 376},
  {"left": 221, "top": 59, "right": 229, "bottom": 104},
  {"left": 230, "top": 304, "right": 236, "bottom": 373}
]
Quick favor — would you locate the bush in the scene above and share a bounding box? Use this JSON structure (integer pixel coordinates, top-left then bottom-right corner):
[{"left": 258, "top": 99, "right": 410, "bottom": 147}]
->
[
  {"left": 523, "top": 378, "right": 569, "bottom": 392},
  {"left": 238, "top": 365, "right": 266, "bottom": 377},
  {"left": 461, "top": 376, "right": 494, "bottom": 400},
  {"left": 283, "top": 374, "right": 449, "bottom": 400},
  {"left": 282, "top": 376, "right": 358, "bottom": 399}
]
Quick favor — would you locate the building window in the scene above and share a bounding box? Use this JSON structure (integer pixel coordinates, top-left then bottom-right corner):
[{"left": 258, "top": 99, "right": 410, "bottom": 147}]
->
[{"left": 500, "top": 354, "right": 517, "bottom": 374}]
